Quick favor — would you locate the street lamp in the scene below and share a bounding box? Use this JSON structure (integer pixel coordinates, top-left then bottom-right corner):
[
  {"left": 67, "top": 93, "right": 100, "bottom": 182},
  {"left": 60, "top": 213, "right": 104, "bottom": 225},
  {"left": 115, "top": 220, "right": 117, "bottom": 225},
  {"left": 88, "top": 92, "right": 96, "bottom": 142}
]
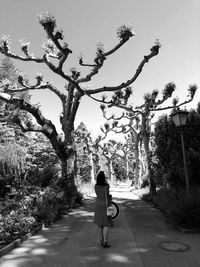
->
[{"left": 170, "top": 109, "right": 189, "bottom": 195}]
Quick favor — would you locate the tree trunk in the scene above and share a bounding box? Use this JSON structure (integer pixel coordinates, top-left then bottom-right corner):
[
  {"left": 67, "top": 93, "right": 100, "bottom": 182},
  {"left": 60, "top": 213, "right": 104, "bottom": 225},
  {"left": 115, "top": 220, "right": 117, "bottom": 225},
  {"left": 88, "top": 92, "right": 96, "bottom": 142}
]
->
[
  {"left": 60, "top": 157, "right": 77, "bottom": 209},
  {"left": 110, "top": 160, "right": 115, "bottom": 182},
  {"left": 138, "top": 145, "right": 146, "bottom": 187},
  {"left": 107, "top": 158, "right": 114, "bottom": 182},
  {"left": 143, "top": 133, "right": 150, "bottom": 176},
  {"left": 143, "top": 133, "right": 156, "bottom": 196},
  {"left": 107, "top": 159, "right": 111, "bottom": 180},
  {"left": 89, "top": 152, "right": 95, "bottom": 184},
  {"left": 134, "top": 146, "right": 140, "bottom": 186},
  {"left": 94, "top": 153, "right": 101, "bottom": 176},
  {"left": 59, "top": 128, "right": 78, "bottom": 209},
  {"left": 125, "top": 156, "right": 129, "bottom": 182}
]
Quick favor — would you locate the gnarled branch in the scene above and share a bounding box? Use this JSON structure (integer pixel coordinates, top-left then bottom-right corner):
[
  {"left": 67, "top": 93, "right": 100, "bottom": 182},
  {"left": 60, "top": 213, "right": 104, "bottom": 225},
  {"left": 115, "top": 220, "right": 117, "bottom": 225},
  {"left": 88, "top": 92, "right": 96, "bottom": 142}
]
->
[
  {"left": 85, "top": 44, "right": 160, "bottom": 95},
  {"left": 0, "top": 92, "right": 57, "bottom": 136},
  {"left": 77, "top": 32, "right": 134, "bottom": 84}
]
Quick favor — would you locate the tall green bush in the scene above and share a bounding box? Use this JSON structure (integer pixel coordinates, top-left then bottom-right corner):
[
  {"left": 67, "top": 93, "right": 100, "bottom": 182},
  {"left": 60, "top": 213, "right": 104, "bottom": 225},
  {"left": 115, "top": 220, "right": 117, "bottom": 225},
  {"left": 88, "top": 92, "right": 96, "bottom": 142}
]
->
[
  {"left": 154, "top": 106, "right": 200, "bottom": 190},
  {"left": 155, "top": 188, "right": 200, "bottom": 229}
]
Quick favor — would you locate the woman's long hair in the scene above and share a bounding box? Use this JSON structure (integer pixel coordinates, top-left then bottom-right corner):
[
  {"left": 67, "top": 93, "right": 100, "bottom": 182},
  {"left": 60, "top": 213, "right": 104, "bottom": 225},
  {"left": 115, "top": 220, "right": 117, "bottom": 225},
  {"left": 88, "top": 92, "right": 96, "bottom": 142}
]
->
[{"left": 96, "top": 171, "right": 107, "bottom": 186}]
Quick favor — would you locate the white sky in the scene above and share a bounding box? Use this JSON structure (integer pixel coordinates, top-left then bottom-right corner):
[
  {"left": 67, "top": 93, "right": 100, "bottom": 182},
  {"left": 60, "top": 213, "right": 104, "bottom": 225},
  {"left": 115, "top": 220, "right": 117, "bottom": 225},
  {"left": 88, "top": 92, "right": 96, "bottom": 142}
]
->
[{"left": 0, "top": 0, "right": 200, "bottom": 140}]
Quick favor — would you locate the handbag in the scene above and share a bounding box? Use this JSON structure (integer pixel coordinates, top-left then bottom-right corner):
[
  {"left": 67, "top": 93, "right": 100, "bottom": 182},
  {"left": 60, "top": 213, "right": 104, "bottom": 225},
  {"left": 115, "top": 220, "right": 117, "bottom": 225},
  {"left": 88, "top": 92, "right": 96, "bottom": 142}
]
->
[
  {"left": 105, "top": 187, "right": 115, "bottom": 217},
  {"left": 107, "top": 205, "right": 115, "bottom": 216}
]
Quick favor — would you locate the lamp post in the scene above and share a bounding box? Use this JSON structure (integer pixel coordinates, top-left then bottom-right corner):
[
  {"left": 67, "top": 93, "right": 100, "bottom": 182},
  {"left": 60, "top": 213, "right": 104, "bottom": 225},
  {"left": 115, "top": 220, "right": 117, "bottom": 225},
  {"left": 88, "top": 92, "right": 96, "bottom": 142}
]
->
[{"left": 170, "top": 109, "right": 189, "bottom": 195}]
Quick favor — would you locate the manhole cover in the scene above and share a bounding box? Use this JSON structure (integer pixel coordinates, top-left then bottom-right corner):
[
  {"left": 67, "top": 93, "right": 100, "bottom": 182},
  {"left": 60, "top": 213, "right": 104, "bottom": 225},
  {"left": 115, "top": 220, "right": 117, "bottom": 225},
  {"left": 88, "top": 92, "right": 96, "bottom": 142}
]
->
[{"left": 159, "top": 241, "right": 190, "bottom": 252}]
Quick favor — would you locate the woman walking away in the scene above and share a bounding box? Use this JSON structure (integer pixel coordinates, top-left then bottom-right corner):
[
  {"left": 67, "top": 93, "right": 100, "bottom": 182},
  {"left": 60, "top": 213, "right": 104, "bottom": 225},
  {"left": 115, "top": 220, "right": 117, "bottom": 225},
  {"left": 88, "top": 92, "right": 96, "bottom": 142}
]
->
[{"left": 94, "top": 171, "right": 112, "bottom": 248}]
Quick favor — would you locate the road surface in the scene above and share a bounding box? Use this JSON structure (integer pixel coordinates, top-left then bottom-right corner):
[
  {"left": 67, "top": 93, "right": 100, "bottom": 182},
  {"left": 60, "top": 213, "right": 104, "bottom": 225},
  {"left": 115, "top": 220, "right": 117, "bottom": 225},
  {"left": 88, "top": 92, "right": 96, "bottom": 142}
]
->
[{"left": 0, "top": 183, "right": 200, "bottom": 266}]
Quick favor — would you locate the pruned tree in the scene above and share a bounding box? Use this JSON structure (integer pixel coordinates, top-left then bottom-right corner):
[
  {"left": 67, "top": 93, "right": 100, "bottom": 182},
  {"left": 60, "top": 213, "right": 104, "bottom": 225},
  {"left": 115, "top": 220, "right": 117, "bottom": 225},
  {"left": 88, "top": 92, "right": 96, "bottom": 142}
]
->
[
  {"left": 114, "top": 140, "right": 135, "bottom": 181},
  {"left": 0, "top": 12, "right": 160, "bottom": 205},
  {"left": 93, "top": 135, "right": 103, "bottom": 175},
  {"left": 100, "top": 107, "right": 141, "bottom": 186},
  {"left": 101, "top": 140, "right": 121, "bottom": 181},
  {"left": 100, "top": 83, "right": 197, "bottom": 194},
  {"left": 75, "top": 122, "right": 95, "bottom": 184}
]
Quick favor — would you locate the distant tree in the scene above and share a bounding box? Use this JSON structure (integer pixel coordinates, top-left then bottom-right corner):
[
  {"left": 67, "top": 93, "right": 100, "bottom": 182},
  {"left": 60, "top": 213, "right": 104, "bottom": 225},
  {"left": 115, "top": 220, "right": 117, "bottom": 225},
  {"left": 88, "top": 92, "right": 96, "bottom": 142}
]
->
[
  {"left": 75, "top": 122, "right": 95, "bottom": 183},
  {"left": 0, "top": 12, "right": 160, "bottom": 205},
  {"left": 100, "top": 83, "right": 197, "bottom": 194},
  {"left": 92, "top": 136, "right": 102, "bottom": 175},
  {"left": 112, "top": 157, "right": 127, "bottom": 181},
  {"left": 100, "top": 113, "right": 141, "bottom": 185},
  {"left": 0, "top": 57, "right": 18, "bottom": 82},
  {"left": 100, "top": 140, "right": 122, "bottom": 181},
  {"left": 114, "top": 140, "right": 135, "bottom": 181}
]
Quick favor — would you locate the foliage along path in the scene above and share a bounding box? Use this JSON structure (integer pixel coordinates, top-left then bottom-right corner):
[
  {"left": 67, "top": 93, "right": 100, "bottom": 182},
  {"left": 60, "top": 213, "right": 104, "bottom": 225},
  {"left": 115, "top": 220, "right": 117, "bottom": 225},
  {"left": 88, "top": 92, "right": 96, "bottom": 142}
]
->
[{"left": 0, "top": 183, "right": 200, "bottom": 266}]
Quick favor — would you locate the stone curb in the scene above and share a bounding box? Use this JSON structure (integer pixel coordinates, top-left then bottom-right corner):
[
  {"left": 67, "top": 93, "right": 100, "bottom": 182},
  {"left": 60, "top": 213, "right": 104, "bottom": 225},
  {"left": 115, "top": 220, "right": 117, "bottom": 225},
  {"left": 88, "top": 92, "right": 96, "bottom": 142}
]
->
[{"left": 0, "top": 224, "right": 42, "bottom": 258}]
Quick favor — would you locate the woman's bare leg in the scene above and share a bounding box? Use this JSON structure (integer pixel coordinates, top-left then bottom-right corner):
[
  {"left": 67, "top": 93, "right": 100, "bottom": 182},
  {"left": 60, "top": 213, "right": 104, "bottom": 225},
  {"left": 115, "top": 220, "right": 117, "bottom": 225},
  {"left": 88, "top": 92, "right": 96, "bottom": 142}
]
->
[
  {"left": 98, "top": 226, "right": 103, "bottom": 241},
  {"left": 103, "top": 226, "right": 109, "bottom": 242}
]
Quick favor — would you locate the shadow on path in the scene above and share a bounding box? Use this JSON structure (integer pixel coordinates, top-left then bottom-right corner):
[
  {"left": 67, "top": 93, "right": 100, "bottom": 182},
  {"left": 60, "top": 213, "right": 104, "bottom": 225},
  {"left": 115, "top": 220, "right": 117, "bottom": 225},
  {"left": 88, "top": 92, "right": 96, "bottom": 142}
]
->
[
  {"left": 110, "top": 185, "right": 200, "bottom": 267},
  {"left": 1, "top": 184, "right": 200, "bottom": 267}
]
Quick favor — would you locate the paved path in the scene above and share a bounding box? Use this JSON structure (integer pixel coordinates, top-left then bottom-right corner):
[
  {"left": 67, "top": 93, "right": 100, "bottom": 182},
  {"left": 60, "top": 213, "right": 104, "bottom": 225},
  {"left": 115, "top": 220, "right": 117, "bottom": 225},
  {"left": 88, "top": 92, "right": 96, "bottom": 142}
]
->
[{"left": 0, "top": 184, "right": 200, "bottom": 266}]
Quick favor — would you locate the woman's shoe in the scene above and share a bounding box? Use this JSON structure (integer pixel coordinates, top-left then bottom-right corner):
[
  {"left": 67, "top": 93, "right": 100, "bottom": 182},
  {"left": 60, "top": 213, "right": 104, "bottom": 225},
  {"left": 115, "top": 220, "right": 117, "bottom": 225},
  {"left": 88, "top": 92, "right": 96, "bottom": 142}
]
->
[{"left": 102, "top": 242, "right": 111, "bottom": 248}]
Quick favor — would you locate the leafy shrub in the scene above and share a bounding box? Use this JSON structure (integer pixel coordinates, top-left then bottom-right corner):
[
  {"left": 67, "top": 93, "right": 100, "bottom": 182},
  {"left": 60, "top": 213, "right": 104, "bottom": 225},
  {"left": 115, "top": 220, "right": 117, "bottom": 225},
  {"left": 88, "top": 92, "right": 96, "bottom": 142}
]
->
[
  {"left": 0, "top": 177, "right": 12, "bottom": 198},
  {"left": 74, "top": 190, "right": 83, "bottom": 207},
  {"left": 0, "top": 211, "right": 36, "bottom": 248},
  {"left": 141, "top": 192, "right": 153, "bottom": 203},
  {"left": 34, "top": 187, "right": 67, "bottom": 224},
  {"left": 0, "top": 198, "right": 19, "bottom": 215},
  {"left": 78, "top": 166, "right": 92, "bottom": 183},
  {"left": 27, "top": 164, "right": 60, "bottom": 187},
  {"left": 170, "top": 194, "right": 200, "bottom": 229},
  {"left": 0, "top": 185, "right": 81, "bottom": 248},
  {"left": 153, "top": 188, "right": 200, "bottom": 229},
  {"left": 113, "top": 161, "right": 127, "bottom": 181},
  {"left": 155, "top": 188, "right": 178, "bottom": 215}
]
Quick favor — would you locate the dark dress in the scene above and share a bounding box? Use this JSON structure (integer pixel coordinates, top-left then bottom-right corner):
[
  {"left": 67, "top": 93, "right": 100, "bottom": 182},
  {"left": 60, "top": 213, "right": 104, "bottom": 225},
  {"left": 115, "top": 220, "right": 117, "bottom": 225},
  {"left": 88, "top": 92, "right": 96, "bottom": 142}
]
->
[{"left": 94, "top": 184, "right": 112, "bottom": 227}]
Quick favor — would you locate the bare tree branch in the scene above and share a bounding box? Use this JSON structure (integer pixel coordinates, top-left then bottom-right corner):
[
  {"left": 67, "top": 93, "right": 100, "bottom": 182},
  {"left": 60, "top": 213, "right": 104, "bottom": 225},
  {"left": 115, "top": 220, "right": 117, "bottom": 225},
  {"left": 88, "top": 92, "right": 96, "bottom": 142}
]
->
[
  {"left": 3, "top": 79, "right": 66, "bottom": 103},
  {"left": 12, "top": 116, "right": 45, "bottom": 133},
  {"left": 151, "top": 84, "right": 197, "bottom": 112},
  {"left": 84, "top": 44, "right": 160, "bottom": 95},
  {"left": 84, "top": 94, "right": 112, "bottom": 105},
  {"left": 0, "top": 49, "right": 44, "bottom": 63},
  {"left": 78, "top": 31, "right": 134, "bottom": 84},
  {"left": 0, "top": 92, "right": 57, "bottom": 136},
  {"left": 0, "top": 36, "right": 84, "bottom": 94}
]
